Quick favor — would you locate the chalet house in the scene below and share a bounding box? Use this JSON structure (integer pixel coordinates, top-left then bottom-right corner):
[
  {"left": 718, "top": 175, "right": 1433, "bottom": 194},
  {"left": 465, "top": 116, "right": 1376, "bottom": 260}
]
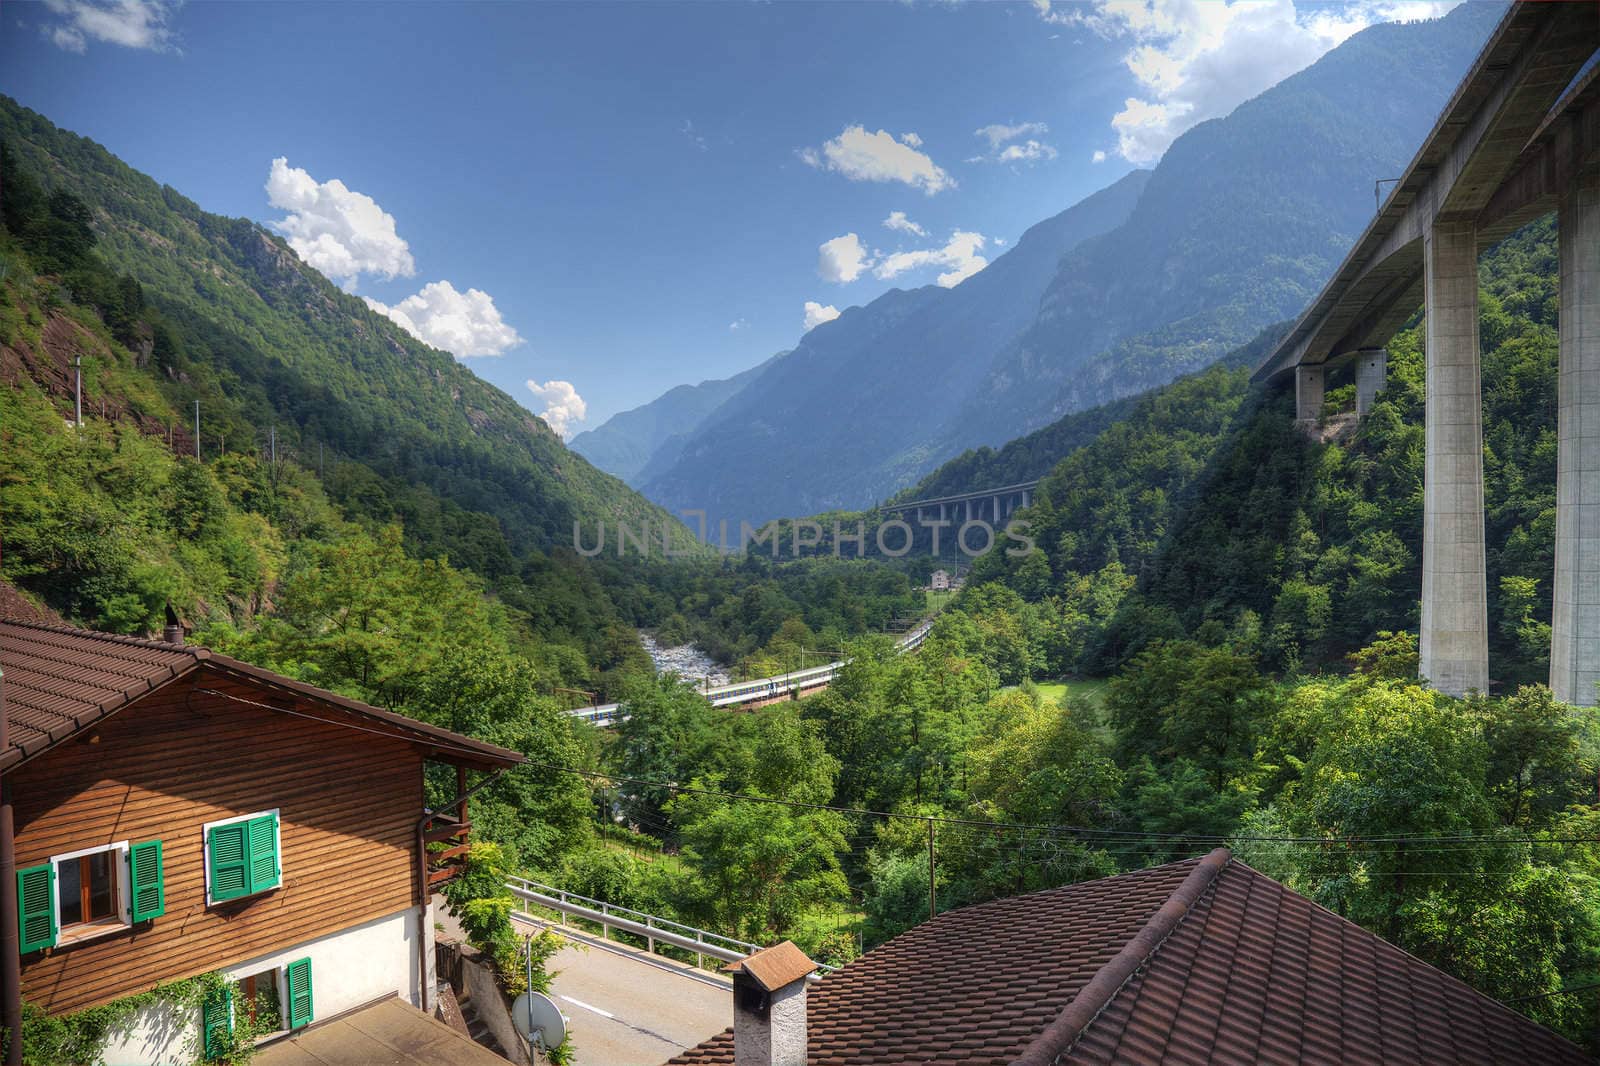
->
[
  {"left": 929, "top": 570, "right": 950, "bottom": 591},
  {"left": 0, "top": 618, "right": 524, "bottom": 1064},
  {"left": 669, "top": 848, "right": 1592, "bottom": 1066}
]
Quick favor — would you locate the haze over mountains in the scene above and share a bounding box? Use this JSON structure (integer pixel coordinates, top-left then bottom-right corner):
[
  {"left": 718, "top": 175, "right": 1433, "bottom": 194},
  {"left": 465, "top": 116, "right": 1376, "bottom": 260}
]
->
[
  {"left": 585, "top": 2, "right": 1500, "bottom": 528},
  {"left": 569, "top": 352, "right": 784, "bottom": 486}
]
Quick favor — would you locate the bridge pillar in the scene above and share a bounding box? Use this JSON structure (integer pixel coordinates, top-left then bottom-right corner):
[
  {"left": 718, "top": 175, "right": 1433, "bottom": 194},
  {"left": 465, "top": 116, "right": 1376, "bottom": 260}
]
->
[
  {"left": 1552, "top": 164, "right": 1600, "bottom": 705},
  {"left": 1295, "top": 365, "right": 1324, "bottom": 423},
  {"left": 1355, "top": 348, "right": 1388, "bottom": 418},
  {"left": 1420, "top": 220, "right": 1489, "bottom": 697}
]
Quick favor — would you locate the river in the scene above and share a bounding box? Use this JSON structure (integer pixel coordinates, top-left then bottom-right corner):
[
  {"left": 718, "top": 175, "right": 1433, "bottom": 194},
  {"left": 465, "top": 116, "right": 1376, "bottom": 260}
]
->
[{"left": 638, "top": 632, "right": 730, "bottom": 689}]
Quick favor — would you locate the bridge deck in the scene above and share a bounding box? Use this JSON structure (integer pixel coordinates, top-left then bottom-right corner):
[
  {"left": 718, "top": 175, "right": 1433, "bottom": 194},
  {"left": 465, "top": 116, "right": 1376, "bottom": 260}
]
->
[{"left": 1254, "top": 2, "right": 1599, "bottom": 384}]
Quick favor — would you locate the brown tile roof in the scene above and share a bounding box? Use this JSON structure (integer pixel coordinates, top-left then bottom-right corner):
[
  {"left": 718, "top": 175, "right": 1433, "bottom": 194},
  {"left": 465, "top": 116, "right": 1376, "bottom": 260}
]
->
[
  {"left": 0, "top": 618, "right": 524, "bottom": 772},
  {"left": 665, "top": 849, "right": 1591, "bottom": 1066},
  {"left": 725, "top": 940, "right": 816, "bottom": 991}
]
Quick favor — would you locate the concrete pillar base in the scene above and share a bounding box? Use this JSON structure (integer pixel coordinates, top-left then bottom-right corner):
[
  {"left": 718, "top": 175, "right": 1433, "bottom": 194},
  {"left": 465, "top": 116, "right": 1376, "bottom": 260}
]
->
[
  {"left": 1295, "top": 365, "right": 1325, "bottom": 423},
  {"left": 1355, "top": 348, "right": 1388, "bottom": 418}
]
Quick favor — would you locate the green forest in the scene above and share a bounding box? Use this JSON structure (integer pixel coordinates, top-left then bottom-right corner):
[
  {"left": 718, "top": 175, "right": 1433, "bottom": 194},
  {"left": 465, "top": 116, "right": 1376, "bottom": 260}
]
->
[{"left": 5, "top": 91, "right": 1600, "bottom": 1053}]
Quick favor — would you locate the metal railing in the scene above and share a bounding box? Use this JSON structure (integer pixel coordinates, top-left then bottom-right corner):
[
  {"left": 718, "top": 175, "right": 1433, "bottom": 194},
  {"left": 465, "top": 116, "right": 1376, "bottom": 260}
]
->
[
  {"left": 507, "top": 876, "right": 760, "bottom": 969},
  {"left": 506, "top": 876, "right": 836, "bottom": 977},
  {"left": 568, "top": 616, "right": 937, "bottom": 727}
]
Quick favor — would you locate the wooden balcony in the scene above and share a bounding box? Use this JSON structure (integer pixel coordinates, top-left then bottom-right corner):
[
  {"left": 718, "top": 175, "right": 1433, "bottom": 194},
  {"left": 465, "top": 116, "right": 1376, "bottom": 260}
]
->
[{"left": 424, "top": 814, "right": 471, "bottom": 887}]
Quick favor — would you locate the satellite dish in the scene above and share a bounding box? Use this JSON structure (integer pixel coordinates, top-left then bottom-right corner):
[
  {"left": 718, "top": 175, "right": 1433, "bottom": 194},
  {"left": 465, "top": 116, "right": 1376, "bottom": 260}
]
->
[{"left": 510, "top": 990, "right": 567, "bottom": 1050}]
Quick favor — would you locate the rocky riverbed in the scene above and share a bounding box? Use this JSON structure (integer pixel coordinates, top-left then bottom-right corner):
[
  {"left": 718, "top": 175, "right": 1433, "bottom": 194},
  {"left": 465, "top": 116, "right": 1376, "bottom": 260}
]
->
[{"left": 639, "top": 632, "right": 730, "bottom": 688}]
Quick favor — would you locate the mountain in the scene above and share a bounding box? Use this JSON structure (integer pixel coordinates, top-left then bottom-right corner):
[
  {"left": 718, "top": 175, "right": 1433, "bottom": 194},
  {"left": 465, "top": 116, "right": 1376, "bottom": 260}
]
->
[
  {"left": 640, "top": 169, "right": 1153, "bottom": 524},
  {"left": 640, "top": 2, "right": 1502, "bottom": 528},
  {"left": 0, "top": 97, "right": 677, "bottom": 562},
  {"left": 569, "top": 352, "right": 783, "bottom": 485},
  {"left": 951, "top": 2, "right": 1503, "bottom": 442}
]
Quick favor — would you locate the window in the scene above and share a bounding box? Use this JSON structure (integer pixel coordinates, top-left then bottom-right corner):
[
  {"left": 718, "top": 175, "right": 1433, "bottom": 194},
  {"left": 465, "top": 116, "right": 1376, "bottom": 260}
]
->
[
  {"left": 15, "top": 839, "right": 164, "bottom": 953},
  {"left": 59, "top": 847, "right": 118, "bottom": 928},
  {"left": 237, "top": 969, "right": 284, "bottom": 1034},
  {"left": 204, "top": 810, "right": 281, "bottom": 905},
  {"left": 203, "top": 960, "right": 308, "bottom": 1060}
]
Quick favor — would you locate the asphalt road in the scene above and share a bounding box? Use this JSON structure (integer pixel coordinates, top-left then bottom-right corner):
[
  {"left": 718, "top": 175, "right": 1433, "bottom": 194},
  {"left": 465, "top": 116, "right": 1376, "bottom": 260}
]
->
[{"left": 512, "top": 916, "right": 732, "bottom": 1066}]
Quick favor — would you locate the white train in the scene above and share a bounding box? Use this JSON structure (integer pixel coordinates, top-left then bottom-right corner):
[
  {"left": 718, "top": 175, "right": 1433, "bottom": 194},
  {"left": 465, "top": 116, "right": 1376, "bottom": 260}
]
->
[{"left": 569, "top": 618, "right": 935, "bottom": 728}]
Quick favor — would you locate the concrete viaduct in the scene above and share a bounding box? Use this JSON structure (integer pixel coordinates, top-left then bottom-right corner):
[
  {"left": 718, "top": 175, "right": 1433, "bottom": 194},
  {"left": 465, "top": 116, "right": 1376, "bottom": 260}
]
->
[
  {"left": 880, "top": 480, "right": 1039, "bottom": 529},
  {"left": 1253, "top": 1, "right": 1600, "bottom": 702}
]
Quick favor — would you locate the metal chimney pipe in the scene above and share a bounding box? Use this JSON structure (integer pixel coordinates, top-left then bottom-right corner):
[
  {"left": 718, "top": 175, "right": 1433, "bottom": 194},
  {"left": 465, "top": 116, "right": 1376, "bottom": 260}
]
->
[{"left": 163, "top": 604, "right": 184, "bottom": 645}]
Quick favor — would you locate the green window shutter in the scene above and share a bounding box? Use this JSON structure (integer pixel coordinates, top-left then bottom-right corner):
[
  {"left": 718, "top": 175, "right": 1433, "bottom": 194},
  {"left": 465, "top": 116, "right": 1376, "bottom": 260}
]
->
[
  {"left": 127, "top": 840, "right": 165, "bottom": 922},
  {"left": 17, "top": 863, "right": 55, "bottom": 953},
  {"left": 208, "top": 823, "right": 250, "bottom": 902},
  {"left": 247, "top": 814, "right": 280, "bottom": 893},
  {"left": 285, "top": 957, "right": 313, "bottom": 1030},
  {"left": 201, "top": 984, "right": 233, "bottom": 1061}
]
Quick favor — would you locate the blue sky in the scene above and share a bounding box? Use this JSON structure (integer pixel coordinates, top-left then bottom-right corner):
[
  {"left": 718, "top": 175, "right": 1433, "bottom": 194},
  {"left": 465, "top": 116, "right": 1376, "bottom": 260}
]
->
[{"left": 1, "top": 0, "right": 1456, "bottom": 435}]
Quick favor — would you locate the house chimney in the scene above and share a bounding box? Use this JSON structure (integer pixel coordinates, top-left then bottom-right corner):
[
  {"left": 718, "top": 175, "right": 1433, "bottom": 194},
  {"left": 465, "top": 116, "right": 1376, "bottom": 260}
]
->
[
  {"left": 724, "top": 941, "right": 814, "bottom": 1066},
  {"left": 162, "top": 604, "right": 185, "bottom": 645}
]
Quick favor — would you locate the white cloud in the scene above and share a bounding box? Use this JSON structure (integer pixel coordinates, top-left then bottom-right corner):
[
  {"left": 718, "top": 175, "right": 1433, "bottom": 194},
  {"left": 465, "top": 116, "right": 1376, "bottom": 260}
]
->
[
  {"left": 875, "top": 230, "right": 989, "bottom": 289},
  {"left": 883, "top": 211, "right": 927, "bottom": 238},
  {"left": 365, "top": 281, "right": 523, "bottom": 358},
  {"left": 728, "top": 318, "right": 748, "bottom": 331},
  {"left": 526, "top": 380, "right": 587, "bottom": 439},
  {"left": 971, "top": 121, "right": 1057, "bottom": 165},
  {"left": 818, "top": 233, "right": 873, "bottom": 284},
  {"left": 42, "top": 0, "right": 177, "bottom": 53},
  {"left": 801, "top": 125, "right": 955, "bottom": 195},
  {"left": 998, "top": 139, "right": 1058, "bottom": 164},
  {"left": 1050, "top": 0, "right": 1460, "bottom": 165},
  {"left": 803, "top": 301, "right": 841, "bottom": 330},
  {"left": 974, "top": 121, "right": 1049, "bottom": 150},
  {"left": 1092, "top": 149, "right": 1108, "bottom": 164},
  {"left": 266, "top": 158, "right": 415, "bottom": 289}
]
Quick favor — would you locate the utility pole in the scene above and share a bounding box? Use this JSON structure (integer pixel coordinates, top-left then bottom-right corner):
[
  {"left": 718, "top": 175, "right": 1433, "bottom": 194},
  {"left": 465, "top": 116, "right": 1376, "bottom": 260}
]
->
[
  {"left": 73, "top": 355, "right": 82, "bottom": 427},
  {"left": 927, "top": 817, "right": 936, "bottom": 920},
  {"left": 0, "top": 668, "right": 20, "bottom": 1066},
  {"left": 193, "top": 400, "right": 200, "bottom": 460}
]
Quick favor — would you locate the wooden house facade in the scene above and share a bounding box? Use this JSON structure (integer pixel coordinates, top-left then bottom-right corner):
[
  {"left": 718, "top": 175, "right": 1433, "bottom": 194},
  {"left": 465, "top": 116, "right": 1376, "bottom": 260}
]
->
[{"left": 0, "top": 619, "right": 523, "bottom": 1063}]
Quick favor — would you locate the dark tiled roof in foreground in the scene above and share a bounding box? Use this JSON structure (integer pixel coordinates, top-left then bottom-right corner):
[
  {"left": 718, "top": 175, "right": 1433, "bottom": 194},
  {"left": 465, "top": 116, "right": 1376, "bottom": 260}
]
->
[
  {"left": 0, "top": 618, "right": 523, "bottom": 771},
  {"left": 667, "top": 850, "right": 1591, "bottom": 1066}
]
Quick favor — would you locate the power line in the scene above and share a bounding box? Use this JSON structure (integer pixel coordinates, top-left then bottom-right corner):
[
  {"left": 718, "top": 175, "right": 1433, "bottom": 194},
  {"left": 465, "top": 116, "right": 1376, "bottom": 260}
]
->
[{"left": 522, "top": 761, "right": 1600, "bottom": 849}]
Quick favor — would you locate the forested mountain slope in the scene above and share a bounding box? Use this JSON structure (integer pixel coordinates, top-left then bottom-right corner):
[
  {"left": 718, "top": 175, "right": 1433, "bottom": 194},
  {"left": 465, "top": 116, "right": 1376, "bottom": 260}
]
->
[
  {"left": 0, "top": 100, "right": 932, "bottom": 697},
  {"left": 964, "top": 214, "right": 1559, "bottom": 687},
  {"left": 643, "top": 2, "right": 1501, "bottom": 526},
  {"left": 0, "top": 97, "right": 674, "bottom": 559}
]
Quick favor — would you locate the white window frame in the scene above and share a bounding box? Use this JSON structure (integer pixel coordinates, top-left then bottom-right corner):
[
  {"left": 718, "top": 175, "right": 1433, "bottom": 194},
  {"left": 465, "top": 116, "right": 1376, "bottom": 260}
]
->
[
  {"left": 49, "top": 840, "right": 131, "bottom": 945},
  {"left": 232, "top": 964, "right": 289, "bottom": 1041},
  {"left": 202, "top": 809, "right": 282, "bottom": 905}
]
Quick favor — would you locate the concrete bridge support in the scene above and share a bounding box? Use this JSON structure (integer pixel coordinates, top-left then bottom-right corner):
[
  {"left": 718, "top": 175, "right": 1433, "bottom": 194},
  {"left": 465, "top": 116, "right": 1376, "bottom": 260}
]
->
[
  {"left": 1552, "top": 165, "right": 1600, "bottom": 706},
  {"left": 1295, "top": 365, "right": 1325, "bottom": 423},
  {"left": 1420, "top": 221, "right": 1490, "bottom": 697},
  {"left": 1355, "top": 349, "right": 1388, "bottom": 417}
]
